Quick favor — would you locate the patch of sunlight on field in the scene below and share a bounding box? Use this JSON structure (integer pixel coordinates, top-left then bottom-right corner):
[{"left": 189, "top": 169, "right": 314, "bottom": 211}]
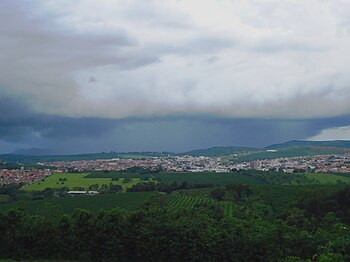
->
[{"left": 23, "top": 172, "right": 140, "bottom": 191}]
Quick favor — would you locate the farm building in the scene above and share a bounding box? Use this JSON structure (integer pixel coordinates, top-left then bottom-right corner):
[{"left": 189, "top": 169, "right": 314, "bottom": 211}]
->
[{"left": 68, "top": 191, "right": 99, "bottom": 195}]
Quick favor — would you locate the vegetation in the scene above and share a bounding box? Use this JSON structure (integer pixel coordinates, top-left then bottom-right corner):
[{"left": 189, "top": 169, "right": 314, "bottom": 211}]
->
[
  {"left": 2, "top": 186, "right": 350, "bottom": 261},
  {"left": 153, "top": 171, "right": 267, "bottom": 185},
  {"left": 0, "top": 192, "right": 157, "bottom": 216},
  {"left": 304, "top": 172, "right": 350, "bottom": 184},
  {"left": 24, "top": 173, "right": 141, "bottom": 191},
  {"left": 2, "top": 169, "right": 350, "bottom": 261},
  {"left": 182, "top": 146, "right": 258, "bottom": 157},
  {"left": 266, "top": 140, "right": 350, "bottom": 149},
  {"left": 165, "top": 193, "right": 214, "bottom": 210}
]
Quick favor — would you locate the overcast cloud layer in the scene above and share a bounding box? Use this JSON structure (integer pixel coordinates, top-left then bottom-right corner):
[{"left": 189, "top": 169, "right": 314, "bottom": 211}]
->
[
  {"left": 1, "top": 0, "right": 350, "bottom": 153},
  {"left": 2, "top": 0, "right": 350, "bottom": 119}
]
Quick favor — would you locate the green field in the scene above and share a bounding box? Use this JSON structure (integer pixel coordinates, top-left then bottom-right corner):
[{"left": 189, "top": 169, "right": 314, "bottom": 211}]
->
[
  {"left": 164, "top": 193, "right": 236, "bottom": 217},
  {"left": 304, "top": 172, "right": 350, "bottom": 184},
  {"left": 24, "top": 172, "right": 141, "bottom": 191},
  {"left": 0, "top": 192, "right": 157, "bottom": 215}
]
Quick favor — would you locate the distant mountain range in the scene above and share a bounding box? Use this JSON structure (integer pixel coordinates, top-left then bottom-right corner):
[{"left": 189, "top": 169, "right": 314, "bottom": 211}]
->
[
  {"left": 182, "top": 146, "right": 259, "bottom": 157},
  {"left": 2, "top": 140, "right": 350, "bottom": 163},
  {"left": 266, "top": 140, "right": 350, "bottom": 149},
  {"left": 11, "top": 148, "right": 59, "bottom": 156}
]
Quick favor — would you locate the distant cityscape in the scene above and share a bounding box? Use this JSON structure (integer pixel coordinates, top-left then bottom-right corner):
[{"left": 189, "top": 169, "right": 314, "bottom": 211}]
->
[{"left": 1, "top": 153, "right": 350, "bottom": 186}]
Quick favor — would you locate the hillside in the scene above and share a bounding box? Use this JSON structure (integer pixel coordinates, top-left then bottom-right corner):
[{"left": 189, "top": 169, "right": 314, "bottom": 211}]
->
[
  {"left": 236, "top": 146, "right": 350, "bottom": 161},
  {"left": 11, "top": 148, "right": 59, "bottom": 156},
  {"left": 182, "top": 146, "right": 258, "bottom": 157},
  {"left": 0, "top": 151, "right": 173, "bottom": 163},
  {"left": 1, "top": 140, "right": 350, "bottom": 163},
  {"left": 266, "top": 140, "right": 350, "bottom": 149}
]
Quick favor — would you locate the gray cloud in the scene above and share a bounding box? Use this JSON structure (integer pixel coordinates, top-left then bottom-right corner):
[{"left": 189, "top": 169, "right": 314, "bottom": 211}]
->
[
  {"left": 1, "top": 95, "right": 350, "bottom": 154},
  {"left": 1, "top": 0, "right": 350, "bottom": 153}
]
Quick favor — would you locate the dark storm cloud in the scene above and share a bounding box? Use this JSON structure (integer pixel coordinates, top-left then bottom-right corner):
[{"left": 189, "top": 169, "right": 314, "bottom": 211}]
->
[
  {"left": 0, "top": 97, "right": 116, "bottom": 144},
  {"left": 1, "top": 96, "right": 350, "bottom": 154}
]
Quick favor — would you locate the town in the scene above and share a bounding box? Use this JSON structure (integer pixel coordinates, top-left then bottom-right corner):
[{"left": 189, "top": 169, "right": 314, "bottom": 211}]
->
[
  {"left": 0, "top": 169, "right": 51, "bottom": 186},
  {"left": 1, "top": 153, "right": 350, "bottom": 186}
]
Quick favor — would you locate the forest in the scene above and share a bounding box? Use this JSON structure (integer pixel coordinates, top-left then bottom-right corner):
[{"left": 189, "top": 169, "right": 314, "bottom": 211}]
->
[{"left": 1, "top": 182, "right": 350, "bottom": 261}]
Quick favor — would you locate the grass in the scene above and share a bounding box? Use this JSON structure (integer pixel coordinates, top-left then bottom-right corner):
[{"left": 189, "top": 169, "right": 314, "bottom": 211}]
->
[
  {"left": 304, "top": 173, "right": 350, "bottom": 184},
  {"left": 23, "top": 172, "right": 141, "bottom": 191},
  {"left": 0, "top": 192, "right": 157, "bottom": 215}
]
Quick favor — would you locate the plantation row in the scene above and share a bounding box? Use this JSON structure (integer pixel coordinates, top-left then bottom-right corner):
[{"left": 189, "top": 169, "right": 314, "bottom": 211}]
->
[{"left": 166, "top": 193, "right": 235, "bottom": 217}]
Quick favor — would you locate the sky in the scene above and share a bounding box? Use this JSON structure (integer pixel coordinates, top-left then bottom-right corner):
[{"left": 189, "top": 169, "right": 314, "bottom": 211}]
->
[{"left": 1, "top": 0, "right": 350, "bottom": 154}]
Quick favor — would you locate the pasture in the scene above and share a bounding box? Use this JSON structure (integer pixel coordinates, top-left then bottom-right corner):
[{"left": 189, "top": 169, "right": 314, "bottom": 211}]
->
[
  {"left": 24, "top": 172, "right": 140, "bottom": 191},
  {"left": 0, "top": 192, "right": 157, "bottom": 215}
]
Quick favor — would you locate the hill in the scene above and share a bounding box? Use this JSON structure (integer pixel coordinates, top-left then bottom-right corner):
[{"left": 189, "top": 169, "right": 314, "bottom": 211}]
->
[
  {"left": 266, "top": 140, "right": 350, "bottom": 149},
  {"left": 0, "top": 151, "right": 173, "bottom": 163},
  {"left": 11, "top": 148, "right": 59, "bottom": 156},
  {"left": 1, "top": 140, "right": 350, "bottom": 163},
  {"left": 182, "top": 146, "right": 259, "bottom": 157}
]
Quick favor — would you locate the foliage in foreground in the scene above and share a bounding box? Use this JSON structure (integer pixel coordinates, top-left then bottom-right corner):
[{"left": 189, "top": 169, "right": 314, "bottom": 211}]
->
[{"left": 2, "top": 188, "right": 350, "bottom": 261}]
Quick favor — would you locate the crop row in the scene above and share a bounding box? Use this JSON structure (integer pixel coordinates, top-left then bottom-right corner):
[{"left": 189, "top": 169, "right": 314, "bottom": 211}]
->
[{"left": 166, "top": 194, "right": 235, "bottom": 217}]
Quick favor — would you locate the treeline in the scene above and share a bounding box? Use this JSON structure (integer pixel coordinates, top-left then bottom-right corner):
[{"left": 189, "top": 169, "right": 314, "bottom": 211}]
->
[
  {"left": 87, "top": 168, "right": 319, "bottom": 186},
  {"left": 0, "top": 183, "right": 125, "bottom": 204},
  {"left": 0, "top": 162, "right": 54, "bottom": 170},
  {"left": 127, "top": 181, "right": 214, "bottom": 193},
  {"left": 210, "top": 183, "right": 252, "bottom": 202},
  {"left": 230, "top": 169, "right": 319, "bottom": 185},
  {"left": 1, "top": 187, "right": 350, "bottom": 261},
  {"left": 85, "top": 167, "right": 161, "bottom": 180}
]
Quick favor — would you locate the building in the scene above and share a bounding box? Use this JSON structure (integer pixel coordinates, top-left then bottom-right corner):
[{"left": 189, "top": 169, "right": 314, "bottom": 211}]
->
[
  {"left": 67, "top": 191, "right": 99, "bottom": 195},
  {"left": 250, "top": 160, "right": 262, "bottom": 170}
]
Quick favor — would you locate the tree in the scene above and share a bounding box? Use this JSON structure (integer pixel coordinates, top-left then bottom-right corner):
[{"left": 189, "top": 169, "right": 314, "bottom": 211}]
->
[
  {"left": 226, "top": 183, "right": 252, "bottom": 202},
  {"left": 210, "top": 188, "right": 225, "bottom": 201}
]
